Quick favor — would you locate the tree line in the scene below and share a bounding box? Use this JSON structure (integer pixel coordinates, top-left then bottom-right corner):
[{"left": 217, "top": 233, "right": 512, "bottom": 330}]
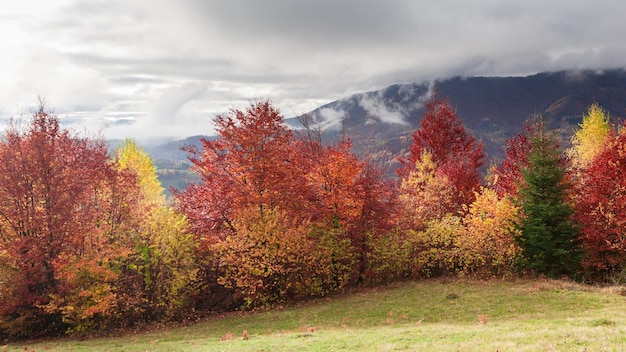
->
[{"left": 0, "top": 98, "right": 622, "bottom": 338}]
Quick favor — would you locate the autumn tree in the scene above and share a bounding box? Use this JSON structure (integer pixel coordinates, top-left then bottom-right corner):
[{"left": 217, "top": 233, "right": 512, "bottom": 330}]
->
[
  {"left": 568, "top": 103, "right": 611, "bottom": 170},
  {"left": 295, "top": 112, "right": 398, "bottom": 283},
  {"left": 566, "top": 103, "right": 616, "bottom": 279},
  {"left": 174, "top": 101, "right": 310, "bottom": 242},
  {"left": 126, "top": 207, "right": 198, "bottom": 320},
  {"left": 400, "top": 96, "right": 485, "bottom": 210},
  {"left": 113, "top": 140, "right": 198, "bottom": 323},
  {"left": 213, "top": 206, "right": 349, "bottom": 307},
  {"left": 392, "top": 97, "right": 485, "bottom": 280},
  {"left": 43, "top": 169, "right": 140, "bottom": 334},
  {"left": 115, "top": 139, "right": 166, "bottom": 208},
  {"left": 304, "top": 139, "right": 397, "bottom": 284},
  {"left": 0, "top": 107, "right": 139, "bottom": 337},
  {"left": 351, "top": 159, "right": 397, "bottom": 281},
  {"left": 398, "top": 151, "right": 455, "bottom": 231},
  {"left": 459, "top": 188, "right": 521, "bottom": 277},
  {"left": 489, "top": 124, "right": 534, "bottom": 198},
  {"left": 397, "top": 97, "right": 484, "bottom": 260},
  {"left": 306, "top": 140, "right": 363, "bottom": 228},
  {"left": 575, "top": 123, "right": 626, "bottom": 279},
  {"left": 174, "top": 101, "right": 344, "bottom": 306},
  {"left": 408, "top": 215, "right": 464, "bottom": 278},
  {"left": 515, "top": 121, "right": 581, "bottom": 278},
  {"left": 176, "top": 100, "right": 398, "bottom": 305}
]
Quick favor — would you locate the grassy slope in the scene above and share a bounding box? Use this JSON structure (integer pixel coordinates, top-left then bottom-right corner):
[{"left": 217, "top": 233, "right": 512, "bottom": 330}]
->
[{"left": 8, "top": 279, "right": 626, "bottom": 351}]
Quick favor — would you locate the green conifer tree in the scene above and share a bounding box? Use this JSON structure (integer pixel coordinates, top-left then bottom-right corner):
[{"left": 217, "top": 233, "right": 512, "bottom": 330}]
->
[{"left": 516, "top": 120, "right": 581, "bottom": 278}]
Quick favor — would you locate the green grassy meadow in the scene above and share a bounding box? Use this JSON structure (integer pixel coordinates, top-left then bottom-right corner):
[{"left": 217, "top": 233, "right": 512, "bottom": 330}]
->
[{"left": 8, "top": 279, "right": 626, "bottom": 351}]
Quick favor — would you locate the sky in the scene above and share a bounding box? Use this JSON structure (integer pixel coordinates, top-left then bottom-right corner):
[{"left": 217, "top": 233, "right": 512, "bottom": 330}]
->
[{"left": 2, "top": 0, "right": 626, "bottom": 141}]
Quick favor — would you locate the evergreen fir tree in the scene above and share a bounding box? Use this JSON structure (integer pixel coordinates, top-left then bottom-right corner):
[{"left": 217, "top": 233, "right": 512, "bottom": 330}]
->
[{"left": 516, "top": 121, "right": 581, "bottom": 278}]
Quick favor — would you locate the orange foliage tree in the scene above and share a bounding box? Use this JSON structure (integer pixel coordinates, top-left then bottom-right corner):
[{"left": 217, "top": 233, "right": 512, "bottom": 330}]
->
[
  {"left": 213, "top": 207, "right": 346, "bottom": 307},
  {"left": 304, "top": 139, "right": 397, "bottom": 284}
]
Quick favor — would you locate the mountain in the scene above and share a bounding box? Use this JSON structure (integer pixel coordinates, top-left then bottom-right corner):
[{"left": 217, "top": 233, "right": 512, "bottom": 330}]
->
[
  {"left": 149, "top": 69, "right": 626, "bottom": 191},
  {"left": 297, "top": 69, "right": 626, "bottom": 170}
]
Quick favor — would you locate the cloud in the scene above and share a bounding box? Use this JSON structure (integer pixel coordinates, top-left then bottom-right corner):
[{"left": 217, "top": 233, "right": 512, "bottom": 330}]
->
[
  {"left": 2, "top": 0, "right": 626, "bottom": 141},
  {"left": 358, "top": 94, "right": 409, "bottom": 126},
  {"left": 104, "top": 81, "right": 215, "bottom": 140},
  {"left": 190, "top": 0, "right": 415, "bottom": 49},
  {"left": 317, "top": 107, "right": 345, "bottom": 130},
  {"left": 355, "top": 83, "right": 434, "bottom": 126},
  {"left": 149, "top": 82, "right": 207, "bottom": 125}
]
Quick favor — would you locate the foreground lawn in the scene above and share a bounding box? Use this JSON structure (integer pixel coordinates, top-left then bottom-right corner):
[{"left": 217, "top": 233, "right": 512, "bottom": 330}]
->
[{"left": 8, "top": 279, "right": 626, "bottom": 351}]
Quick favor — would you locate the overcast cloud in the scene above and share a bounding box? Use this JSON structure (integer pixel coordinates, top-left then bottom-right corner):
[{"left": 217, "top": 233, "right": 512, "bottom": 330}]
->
[{"left": 2, "top": 0, "right": 626, "bottom": 140}]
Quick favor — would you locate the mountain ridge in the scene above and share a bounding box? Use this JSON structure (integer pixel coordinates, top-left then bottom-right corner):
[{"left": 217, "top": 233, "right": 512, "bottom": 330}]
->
[
  {"left": 149, "top": 69, "right": 626, "bottom": 190},
  {"left": 296, "top": 69, "right": 626, "bottom": 163}
]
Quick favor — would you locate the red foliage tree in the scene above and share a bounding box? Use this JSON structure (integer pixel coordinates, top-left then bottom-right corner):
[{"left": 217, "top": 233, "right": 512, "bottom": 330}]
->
[
  {"left": 399, "top": 97, "right": 485, "bottom": 210},
  {"left": 173, "top": 101, "right": 311, "bottom": 244},
  {"left": 490, "top": 120, "right": 565, "bottom": 199},
  {"left": 575, "top": 124, "right": 626, "bottom": 279},
  {"left": 0, "top": 107, "right": 139, "bottom": 337},
  {"left": 489, "top": 125, "right": 533, "bottom": 198},
  {"left": 173, "top": 101, "right": 322, "bottom": 306},
  {"left": 175, "top": 101, "right": 398, "bottom": 303}
]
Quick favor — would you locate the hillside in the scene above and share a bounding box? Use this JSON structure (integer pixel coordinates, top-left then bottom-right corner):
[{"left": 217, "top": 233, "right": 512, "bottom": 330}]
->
[{"left": 15, "top": 279, "right": 626, "bottom": 351}]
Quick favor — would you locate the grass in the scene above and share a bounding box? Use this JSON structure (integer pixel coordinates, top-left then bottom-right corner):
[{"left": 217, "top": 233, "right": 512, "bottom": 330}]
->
[{"left": 6, "top": 279, "right": 626, "bottom": 351}]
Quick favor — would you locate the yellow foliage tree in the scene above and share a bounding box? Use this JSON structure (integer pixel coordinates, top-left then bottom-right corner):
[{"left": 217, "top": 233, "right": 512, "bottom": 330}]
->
[
  {"left": 569, "top": 103, "right": 611, "bottom": 170},
  {"left": 115, "top": 139, "right": 165, "bottom": 208},
  {"left": 407, "top": 215, "right": 463, "bottom": 278},
  {"left": 398, "top": 151, "right": 455, "bottom": 231},
  {"left": 136, "top": 207, "right": 198, "bottom": 319},
  {"left": 459, "top": 188, "right": 521, "bottom": 277},
  {"left": 214, "top": 207, "right": 353, "bottom": 308},
  {"left": 112, "top": 139, "right": 198, "bottom": 323}
]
